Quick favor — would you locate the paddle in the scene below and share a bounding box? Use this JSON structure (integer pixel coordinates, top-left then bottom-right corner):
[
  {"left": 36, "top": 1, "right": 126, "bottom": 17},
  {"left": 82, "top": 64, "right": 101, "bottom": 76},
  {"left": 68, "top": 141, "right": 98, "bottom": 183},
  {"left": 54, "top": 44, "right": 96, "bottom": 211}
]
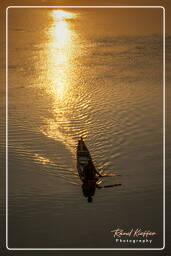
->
[
  {"left": 98, "top": 173, "right": 122, "bottom": 178},
  {"left": 96, "top": 183, "right": 122, "bottom": 189}
]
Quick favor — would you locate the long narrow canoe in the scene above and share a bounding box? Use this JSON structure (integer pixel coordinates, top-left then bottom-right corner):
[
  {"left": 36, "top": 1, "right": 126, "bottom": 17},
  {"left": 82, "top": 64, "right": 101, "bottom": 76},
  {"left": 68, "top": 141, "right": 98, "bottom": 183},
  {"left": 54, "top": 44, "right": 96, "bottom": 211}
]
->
[{"left": 76, "top": 137, "right": 98, "bottom": 182}]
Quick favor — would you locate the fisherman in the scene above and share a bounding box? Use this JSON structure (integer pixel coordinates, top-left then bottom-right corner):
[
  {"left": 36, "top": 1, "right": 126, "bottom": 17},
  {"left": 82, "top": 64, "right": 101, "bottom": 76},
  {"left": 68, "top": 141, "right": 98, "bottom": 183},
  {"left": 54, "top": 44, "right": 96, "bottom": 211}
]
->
[
  {"left": 82, "top": 181, "right": 96, "bottom": 203},
  {"left": 77, "top": 137, "right": 121, "bottom": 203}
]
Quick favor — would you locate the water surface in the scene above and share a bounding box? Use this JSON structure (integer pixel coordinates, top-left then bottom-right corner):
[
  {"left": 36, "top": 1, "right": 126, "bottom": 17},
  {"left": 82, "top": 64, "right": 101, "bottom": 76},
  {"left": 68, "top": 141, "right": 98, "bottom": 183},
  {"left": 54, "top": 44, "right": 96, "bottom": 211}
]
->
[{"left": 5, "top": 8, "right": 165, "bottom": 248}]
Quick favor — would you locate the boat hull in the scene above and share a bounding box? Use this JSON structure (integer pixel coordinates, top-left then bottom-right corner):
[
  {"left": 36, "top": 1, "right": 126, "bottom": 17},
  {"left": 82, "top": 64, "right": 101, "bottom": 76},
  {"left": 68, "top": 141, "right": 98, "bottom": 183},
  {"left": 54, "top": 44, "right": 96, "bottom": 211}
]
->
[{"left": 77, "top": 139, "right": 98, "bottom": 182}]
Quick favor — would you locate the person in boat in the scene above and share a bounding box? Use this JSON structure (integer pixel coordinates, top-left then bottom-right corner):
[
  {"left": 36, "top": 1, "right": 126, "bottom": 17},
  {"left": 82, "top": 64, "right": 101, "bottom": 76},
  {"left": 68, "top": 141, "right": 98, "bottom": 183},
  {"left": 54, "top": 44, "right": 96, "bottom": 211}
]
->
[
  {"left": 82, "top": 181, "right": 96, "bottom": 203},
  {"left": 83, "top": 160, "right": 102, "bottom": 180},
  {"left": 77, "top": 137, "right": 121, "bottom": 202}
]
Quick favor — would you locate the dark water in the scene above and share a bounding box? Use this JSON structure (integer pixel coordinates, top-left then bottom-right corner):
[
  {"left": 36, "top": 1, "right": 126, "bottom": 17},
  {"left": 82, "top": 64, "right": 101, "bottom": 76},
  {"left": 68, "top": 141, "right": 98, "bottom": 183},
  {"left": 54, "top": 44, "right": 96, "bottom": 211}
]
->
[{"left": 1, "top": 8, "right": 170, "bottom": 249}]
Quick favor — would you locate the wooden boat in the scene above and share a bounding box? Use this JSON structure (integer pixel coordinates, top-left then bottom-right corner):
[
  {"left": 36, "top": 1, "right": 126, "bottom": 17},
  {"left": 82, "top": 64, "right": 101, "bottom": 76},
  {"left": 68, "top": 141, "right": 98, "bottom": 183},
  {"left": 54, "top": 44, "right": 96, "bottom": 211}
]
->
[
  {"left": 76, "top": 137, "right": 99, "bottom": 182},
  {"left": 77, "top": 138, "right": 121, "bottom": 203}
]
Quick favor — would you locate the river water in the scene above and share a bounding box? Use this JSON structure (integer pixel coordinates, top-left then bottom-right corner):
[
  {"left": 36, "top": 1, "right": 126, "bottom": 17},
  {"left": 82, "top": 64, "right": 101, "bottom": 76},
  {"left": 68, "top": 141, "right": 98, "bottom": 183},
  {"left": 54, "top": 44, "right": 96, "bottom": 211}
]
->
[{"left": 2, "top": 7, "right": 168, "bottom": 249}]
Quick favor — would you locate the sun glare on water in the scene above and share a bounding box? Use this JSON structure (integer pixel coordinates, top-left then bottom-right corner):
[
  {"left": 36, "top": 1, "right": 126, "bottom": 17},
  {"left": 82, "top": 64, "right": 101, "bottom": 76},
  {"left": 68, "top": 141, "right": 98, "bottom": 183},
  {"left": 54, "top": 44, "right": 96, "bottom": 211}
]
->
[
  {"left": 52, "top": 10, "right": 75, "bottom": 21},
  {"left": 46, "top": 9, "right": 76, "bottom": 100},
  {"left": 40, "top": 9, "right": 78, "bottom": 149}
]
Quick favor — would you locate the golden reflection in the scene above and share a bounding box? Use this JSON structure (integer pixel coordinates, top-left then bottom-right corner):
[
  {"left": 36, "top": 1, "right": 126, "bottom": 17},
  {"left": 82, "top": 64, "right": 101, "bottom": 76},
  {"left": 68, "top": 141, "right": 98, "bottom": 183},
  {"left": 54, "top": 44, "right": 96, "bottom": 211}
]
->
[
  {"left": 40, "top": 9, "right": 78, "bottom": 153},
  {"left": 52, "top": 10, "right": 75, "bottom": 21},
  {"left": 45, "top": 10, "right": 76, "bottom": 102},
  {"left": 34, "top": 153, "right": 51, "bottom": 165},
  {"left": 52, "top": 17, "right": 71, "bottom": 49}
]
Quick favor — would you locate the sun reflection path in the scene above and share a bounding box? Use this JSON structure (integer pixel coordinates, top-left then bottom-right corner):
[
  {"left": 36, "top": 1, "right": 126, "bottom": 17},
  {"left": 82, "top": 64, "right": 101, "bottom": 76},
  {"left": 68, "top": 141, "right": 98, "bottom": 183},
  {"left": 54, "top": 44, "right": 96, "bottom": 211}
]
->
[
  {"left": 46, "top": 10, "right": 76, "bottom": 101},
  {"left": 41, "top": 10, "right": 78, "bottom": 153},
  {"left": 52, "top": 11, "right": 74, "bottom": 49},
  {"left": 52, "top": 10, "right": 75, "bottom": 21}
]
